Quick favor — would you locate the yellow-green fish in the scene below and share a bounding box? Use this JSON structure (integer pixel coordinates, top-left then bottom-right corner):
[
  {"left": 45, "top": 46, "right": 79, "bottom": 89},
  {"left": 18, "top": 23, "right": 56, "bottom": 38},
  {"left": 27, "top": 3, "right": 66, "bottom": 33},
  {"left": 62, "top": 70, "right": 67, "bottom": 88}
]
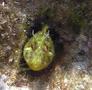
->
[{"left": 23, "top": 25, "right": 55, "bottom": 71}]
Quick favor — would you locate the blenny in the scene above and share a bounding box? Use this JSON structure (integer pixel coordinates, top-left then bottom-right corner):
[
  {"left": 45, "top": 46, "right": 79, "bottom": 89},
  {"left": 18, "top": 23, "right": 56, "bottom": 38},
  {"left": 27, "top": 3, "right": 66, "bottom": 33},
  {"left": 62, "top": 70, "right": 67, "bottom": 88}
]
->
[{"left": 23, "top": 25, "right": 55, "bottom": 71}]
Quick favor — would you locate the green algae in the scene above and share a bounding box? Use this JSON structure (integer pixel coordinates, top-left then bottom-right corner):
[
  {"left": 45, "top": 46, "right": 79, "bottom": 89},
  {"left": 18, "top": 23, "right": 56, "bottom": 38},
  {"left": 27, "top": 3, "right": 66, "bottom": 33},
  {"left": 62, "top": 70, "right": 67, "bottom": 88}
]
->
[{"left": 68, "top": 2, "right": 87, "bottom": 35}]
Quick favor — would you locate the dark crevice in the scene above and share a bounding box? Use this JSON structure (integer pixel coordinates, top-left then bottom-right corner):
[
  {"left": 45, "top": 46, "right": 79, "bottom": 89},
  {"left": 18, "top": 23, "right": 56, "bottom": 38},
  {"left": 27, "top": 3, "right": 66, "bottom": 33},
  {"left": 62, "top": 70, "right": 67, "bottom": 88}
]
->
[{"left": 20, "top": 16, "right": 64, "bottom": 77}]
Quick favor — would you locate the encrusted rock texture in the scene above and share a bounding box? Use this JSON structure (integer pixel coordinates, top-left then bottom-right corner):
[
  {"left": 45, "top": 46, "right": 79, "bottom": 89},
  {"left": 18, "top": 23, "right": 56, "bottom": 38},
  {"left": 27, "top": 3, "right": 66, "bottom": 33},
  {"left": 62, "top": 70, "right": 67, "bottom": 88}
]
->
[{"left": 0, "top": 0, "right": 92, "bottom": 90}]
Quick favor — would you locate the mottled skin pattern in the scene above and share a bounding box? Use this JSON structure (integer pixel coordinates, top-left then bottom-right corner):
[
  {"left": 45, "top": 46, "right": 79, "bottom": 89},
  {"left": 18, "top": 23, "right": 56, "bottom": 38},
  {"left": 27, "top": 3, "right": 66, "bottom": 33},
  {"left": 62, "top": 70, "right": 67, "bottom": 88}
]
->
[{"left": 23, "top": 25, "right": 54, "bottom": 71}]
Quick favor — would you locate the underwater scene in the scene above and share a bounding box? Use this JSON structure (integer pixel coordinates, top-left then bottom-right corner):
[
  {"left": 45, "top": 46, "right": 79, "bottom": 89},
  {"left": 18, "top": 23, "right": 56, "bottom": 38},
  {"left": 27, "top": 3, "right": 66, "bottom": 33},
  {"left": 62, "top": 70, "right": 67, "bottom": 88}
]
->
[{"left": 0, "top": 0, "right": 92, "bottom": 90}]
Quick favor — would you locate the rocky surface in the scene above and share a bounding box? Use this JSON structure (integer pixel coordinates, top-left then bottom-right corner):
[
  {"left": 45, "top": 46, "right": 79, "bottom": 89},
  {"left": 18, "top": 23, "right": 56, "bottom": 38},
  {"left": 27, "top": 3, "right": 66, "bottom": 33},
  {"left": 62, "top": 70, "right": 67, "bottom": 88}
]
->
[{"left": 0, "top": 0, "right": 92, "bottom": 90}]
